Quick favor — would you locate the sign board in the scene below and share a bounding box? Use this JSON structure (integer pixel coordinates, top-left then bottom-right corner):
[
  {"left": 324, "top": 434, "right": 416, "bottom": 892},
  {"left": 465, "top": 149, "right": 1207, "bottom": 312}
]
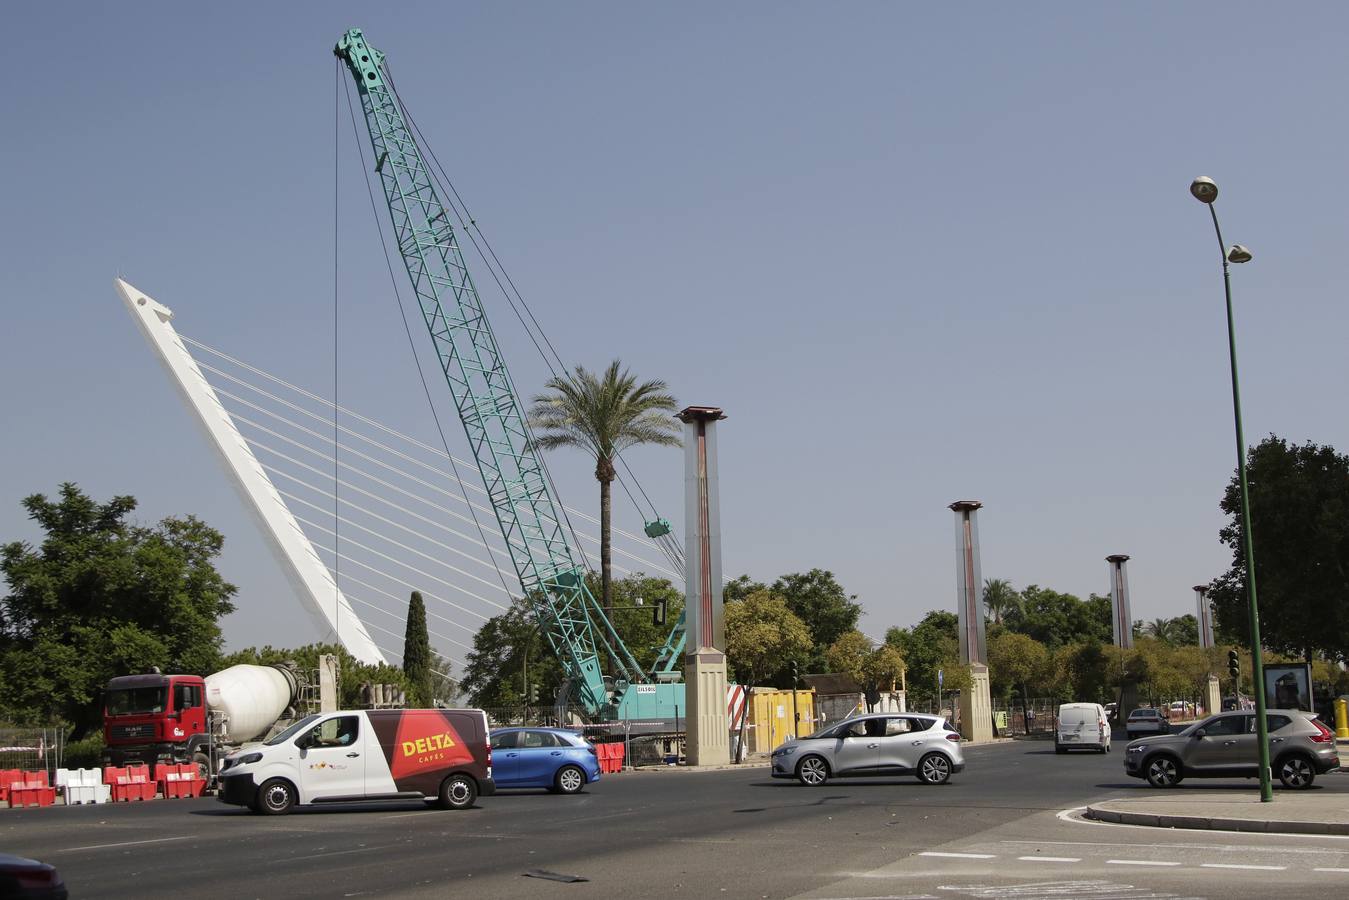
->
[
  {"left": 938, "top": 669, "right": 944, "bottom": 689},
  {"left": 634, "top": 685, "right": 657, "bottom": 695},
  {"left": 1264, "top": 663, "right": 1314, "bottom": 712},
  {"left": 776, "top": 705, "right": 785, "bottom": 718}
]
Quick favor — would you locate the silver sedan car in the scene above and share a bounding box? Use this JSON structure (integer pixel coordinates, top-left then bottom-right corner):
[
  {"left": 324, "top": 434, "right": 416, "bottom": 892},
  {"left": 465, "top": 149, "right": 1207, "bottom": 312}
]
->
[{"left": 771, "top": 713, "right": 965, "bottom": 786}]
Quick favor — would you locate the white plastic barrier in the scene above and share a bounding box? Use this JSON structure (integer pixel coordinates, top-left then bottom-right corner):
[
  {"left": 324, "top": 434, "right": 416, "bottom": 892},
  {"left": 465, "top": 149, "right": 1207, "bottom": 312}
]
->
[{"left": 58, "top": 768, "right": 110, "bottom": 805}]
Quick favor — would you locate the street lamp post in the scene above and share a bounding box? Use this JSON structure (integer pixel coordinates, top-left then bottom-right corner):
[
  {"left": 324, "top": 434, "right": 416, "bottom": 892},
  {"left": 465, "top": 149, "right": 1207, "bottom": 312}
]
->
[{"left": 1190, "top": 176, "right": 1272, "bottom": 802}]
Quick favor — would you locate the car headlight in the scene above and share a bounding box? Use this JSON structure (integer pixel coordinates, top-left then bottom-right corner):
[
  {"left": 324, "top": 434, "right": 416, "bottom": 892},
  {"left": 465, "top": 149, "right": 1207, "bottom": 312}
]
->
[
  {"left": 773, "top": 746, "right": 796, "bottom": 757},
  {"left": 1127, "top": 745, "right": 1145, "bottom": 754},
  {"left": 237, "top": 752, "right": 263, "bottom": 765}
]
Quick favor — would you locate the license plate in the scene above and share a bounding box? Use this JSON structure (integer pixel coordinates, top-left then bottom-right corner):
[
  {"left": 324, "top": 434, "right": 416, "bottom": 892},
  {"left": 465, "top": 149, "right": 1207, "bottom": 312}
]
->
[{"left": 1064, "top": 735, "right": 1079, "bottom": 741}]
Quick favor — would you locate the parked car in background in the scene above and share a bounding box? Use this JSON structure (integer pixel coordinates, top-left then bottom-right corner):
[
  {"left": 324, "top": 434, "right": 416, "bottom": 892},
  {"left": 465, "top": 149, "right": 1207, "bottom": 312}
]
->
[
  {"left": 1125, "top": 708, "right": 1170, "bottom": 738},
  {"left": 771, "top": 713, "right": 964, "bottom": 786},
  {"left": 489, "top": 728, "right": 601, "bottom": 794},
  {"left": 1124, "top": 709, "right": 1339, "bottom": 789},
  {"left": 1055, "top": 703, "right": 1111, "bottom": 753}
]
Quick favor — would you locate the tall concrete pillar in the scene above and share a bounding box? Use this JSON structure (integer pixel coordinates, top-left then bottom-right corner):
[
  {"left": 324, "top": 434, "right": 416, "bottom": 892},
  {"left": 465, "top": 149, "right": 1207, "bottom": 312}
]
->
[
  {"left": 949, "top": 501, "right": 991, "bottom": 743},
  {"left": 680, "top": 406, "right": 729, "bottom": 766},
  {"left": 949, "top": 501, "right": 987, "bottom": 666},
  {"left": 1107, "top": 555, "right": 1134, "bottom": 649},
  {"left": 1194, "top": 584, "right": 1215, "bottom": 649}
]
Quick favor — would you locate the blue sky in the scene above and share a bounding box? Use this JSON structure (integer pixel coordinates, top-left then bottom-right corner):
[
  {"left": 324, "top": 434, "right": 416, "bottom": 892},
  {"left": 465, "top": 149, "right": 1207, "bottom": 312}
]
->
[{"left": 5, "top": 2, "right": 1349, "bottom": 659}]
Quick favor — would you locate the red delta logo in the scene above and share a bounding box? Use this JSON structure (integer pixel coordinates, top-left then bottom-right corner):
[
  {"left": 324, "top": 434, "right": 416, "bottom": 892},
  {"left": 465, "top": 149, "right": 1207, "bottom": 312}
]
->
[{"left": 390, "top": 714, "right": 473, "bottom": 779}]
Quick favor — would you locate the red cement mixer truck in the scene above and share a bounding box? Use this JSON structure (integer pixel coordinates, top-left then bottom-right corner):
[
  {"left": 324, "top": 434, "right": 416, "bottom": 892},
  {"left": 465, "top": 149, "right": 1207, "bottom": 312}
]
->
[{"left": 102, "top": 664, "right": 303, "bottom": 781}]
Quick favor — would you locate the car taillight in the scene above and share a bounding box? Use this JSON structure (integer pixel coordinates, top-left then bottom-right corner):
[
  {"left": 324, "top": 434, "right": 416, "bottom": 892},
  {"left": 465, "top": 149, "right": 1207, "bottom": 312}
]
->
[
  {"left": 946, "top": 733, "right": 960, "bottom": 742},
  {"left": 486, "top": 743, "right": 493, "bottom": 767},
  {"left": 1310, "top": 719, "right": 1334, "bottom": 744}
]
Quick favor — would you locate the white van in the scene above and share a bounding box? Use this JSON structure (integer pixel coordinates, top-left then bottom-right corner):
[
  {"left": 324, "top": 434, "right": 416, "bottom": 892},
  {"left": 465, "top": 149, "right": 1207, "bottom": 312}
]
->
[
  {"left": 217, "top": 708, "right": 495, "bottom": 814},
  {"left": 1055, "top": 703, "right": 1111, "bottom": 754}
]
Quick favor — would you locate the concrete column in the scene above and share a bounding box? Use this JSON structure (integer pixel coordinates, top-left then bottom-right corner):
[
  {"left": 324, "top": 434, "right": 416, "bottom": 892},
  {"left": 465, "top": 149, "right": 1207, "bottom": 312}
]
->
[
  {"left": 680, "top": 406, "right": 729, "bottom": 766},
  {"left": 960, "top": 664, "right": 993, "bottom": 744},
  {"left": 949, "top": 501, "right": 987, "bottom": 665},
  {"left": 1194, "top": 584, "right": 1215, "bottom": 649},
  {"left": 1107, "top": 555, "right": 1134, "bottom": 649},
  {"left": 319, "top": 654, "right": 339, "bottom": 713},
  {"left": 1205, "top": 674, "right": 1222, "bottom": 717}
]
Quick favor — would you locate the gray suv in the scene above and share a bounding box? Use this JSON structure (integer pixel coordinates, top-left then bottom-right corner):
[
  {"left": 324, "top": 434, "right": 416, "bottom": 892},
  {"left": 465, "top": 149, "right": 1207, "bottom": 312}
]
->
[
  {"left": 770, "top": 713, "right": 965, "bottom": 786},
  {"left": 1123, "top": 709, "right": 1339, "bottom": 789}
]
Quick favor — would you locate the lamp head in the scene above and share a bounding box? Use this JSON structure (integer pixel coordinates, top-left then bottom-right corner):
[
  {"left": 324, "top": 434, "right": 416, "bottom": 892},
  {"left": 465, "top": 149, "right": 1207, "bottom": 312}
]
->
[
  {"left": 1227, "top": 244, "right": 1252, "bottom": 263},
  {"left": 1190, "top": 176, "right": 1219, "bottom": 203}
]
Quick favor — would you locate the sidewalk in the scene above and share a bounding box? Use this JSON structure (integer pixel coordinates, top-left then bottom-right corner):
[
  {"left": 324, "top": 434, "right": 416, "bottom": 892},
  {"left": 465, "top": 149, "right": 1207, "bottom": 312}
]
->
[{"left": 1086, "top": 790, "right": 1349, "bottom": 835}]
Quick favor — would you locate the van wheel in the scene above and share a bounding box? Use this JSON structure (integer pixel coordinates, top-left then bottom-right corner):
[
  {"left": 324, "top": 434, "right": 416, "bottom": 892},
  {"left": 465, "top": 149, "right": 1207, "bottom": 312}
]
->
[
  {"left": 257, "top": 778, "right": 295, "bottom": 815},
  {"left": 1055, "top": 745, "right": 1066, "bottom": 755},
  {"left": 438, "top": 773, "right": 477, "bottom": 810}
]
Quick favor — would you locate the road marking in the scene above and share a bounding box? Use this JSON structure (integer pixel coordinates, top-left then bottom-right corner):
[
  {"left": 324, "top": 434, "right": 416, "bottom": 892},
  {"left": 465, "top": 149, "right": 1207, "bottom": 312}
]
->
[
  {"left": 1106, "top": 859, "right": 1181, "bottom": 866},
  {"left": 1016, "top": 856, "right": 1081, "bottom": 862},
  {"left": 284, "top": 844, "right": 400, "bottom": 864},
  {"left": 1314, "top": 867, "right": 1349, "bottom": 873},
  {"left": 918, "top": 851, "right": 996, "bottom": 859},
  {"left": 57, "top": 836, "right": 190, "bottom": 853},
  {"left": 1200, "top": 863, "right": 1286, "bottom": 871}
]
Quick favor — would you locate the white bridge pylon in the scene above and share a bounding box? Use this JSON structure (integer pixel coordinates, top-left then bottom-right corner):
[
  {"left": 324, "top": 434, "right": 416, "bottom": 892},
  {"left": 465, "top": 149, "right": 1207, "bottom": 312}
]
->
[{"left": 116, "top": 278, "right": 386, "bottom": 665}]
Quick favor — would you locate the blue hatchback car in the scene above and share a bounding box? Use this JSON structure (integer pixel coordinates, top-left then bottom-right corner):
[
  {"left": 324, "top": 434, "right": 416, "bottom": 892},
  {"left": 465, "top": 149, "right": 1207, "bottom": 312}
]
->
[{"left": 489, "top": 728, "right": 601, "bottom": 794}]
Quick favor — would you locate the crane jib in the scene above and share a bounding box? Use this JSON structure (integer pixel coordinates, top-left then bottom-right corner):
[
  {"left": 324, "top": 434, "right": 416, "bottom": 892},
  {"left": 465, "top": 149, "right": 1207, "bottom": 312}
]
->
[{"left": 334, "top": 28, "right": 649, "bottom": 716}]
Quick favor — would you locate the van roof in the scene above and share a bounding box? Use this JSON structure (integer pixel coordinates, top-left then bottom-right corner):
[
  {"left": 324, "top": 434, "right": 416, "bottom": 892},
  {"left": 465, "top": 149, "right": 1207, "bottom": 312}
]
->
[{"left": 1058, "top": 702, "right": 1103, "bottom": 710}]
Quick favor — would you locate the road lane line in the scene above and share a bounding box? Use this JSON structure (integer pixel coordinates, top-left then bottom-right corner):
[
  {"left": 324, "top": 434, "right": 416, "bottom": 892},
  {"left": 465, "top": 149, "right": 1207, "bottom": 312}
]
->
[
  {"left": 1200, "top": 863, "right": 1285, "bottom": 871},
  {"left": 918, "top": 851, "right": 996, "bottom": 859},
  {"left": 1314, "top": 867, "right": 1349, "bottom": 873},
  {"left": 1016, "top": 856, "right": 1081, "bottom": 862},
  {"left": 1106, "top": 859, "right": 1181, "bottom": 866},
  {"left": 285, "top": 844, "right": 401, "bottom": 864},
  {"left": 57, "top": 836, "right": 190, "bottom": 853}
]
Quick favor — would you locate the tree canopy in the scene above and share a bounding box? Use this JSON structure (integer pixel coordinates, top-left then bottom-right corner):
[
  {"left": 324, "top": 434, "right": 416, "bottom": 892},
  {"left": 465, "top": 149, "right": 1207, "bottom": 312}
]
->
[
  {"left": 724, "top": 589, "right": 812, "bottom": 689},
  {"left": 1208, "top": 435, "right": 1349, "bottom": 661},
  {"left": 221, "top": 642, "right": 413, "bottom": 709},
  {"left": 402, "top": 591, "right": 433, "bottom": 707},
  {"left": 1, "top": 484, "right": 237, "bottom": 735}
]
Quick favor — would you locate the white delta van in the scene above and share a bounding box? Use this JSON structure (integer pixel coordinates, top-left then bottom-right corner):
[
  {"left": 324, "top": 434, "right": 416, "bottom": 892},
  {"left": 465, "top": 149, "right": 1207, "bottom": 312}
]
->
[
  {"left": 217, "top": 708, "right": 495, "bottom": 814},
  {"left": 1054, "top": 702, "right": 1111, "bottom": 754}
]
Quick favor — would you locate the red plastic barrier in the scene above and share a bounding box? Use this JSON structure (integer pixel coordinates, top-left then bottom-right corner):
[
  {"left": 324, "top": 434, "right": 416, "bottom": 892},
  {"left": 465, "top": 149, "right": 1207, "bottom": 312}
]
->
[
  {"left": 0, "top": 768, "right": 20, "bottom": 805},
  {"left": 594, "top": 743, "right": 624, "bottom": 774},
  {"left": 178, "top": 763, "right": 206, "bottom": 798},
  {"left": 107, "top": 765, "right": 155, "bottom": 802},
  {"left": 9, "top": 770, "right": 55, "bottom": 808}
]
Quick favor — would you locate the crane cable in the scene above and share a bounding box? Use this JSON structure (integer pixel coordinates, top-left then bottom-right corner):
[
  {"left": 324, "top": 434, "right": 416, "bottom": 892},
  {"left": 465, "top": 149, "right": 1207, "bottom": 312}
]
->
[
  {"left": 383, "top": 62, "right": 685, "bottom": 573},
  {"left": 338, "top": 63, "right": 520, "bottom": 613}
]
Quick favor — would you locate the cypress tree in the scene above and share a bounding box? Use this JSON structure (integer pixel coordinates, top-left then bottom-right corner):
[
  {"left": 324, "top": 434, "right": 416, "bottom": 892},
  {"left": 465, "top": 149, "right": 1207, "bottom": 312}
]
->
[{"left": 403, "top": 590, "right": 433, "bottom": 707}]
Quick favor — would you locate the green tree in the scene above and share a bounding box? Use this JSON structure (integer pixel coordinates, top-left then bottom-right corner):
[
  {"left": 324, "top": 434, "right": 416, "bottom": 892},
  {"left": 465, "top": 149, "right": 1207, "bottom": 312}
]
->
[
  {"left": 771, "top": 569, "right": 861, "bottom": 672},
  {"left": 402, "top": 590, "right": 433, "bottom": 707},
  {"left": 1, "top": 484, "right": 236, "bottom": 736},
  {"left": 1169, "top": 614, "right": 1200, "bottom": 647},
  {"left": 220, "top": 643, "right": 410, "bottom": 709},
  {"left": 459, "top": 597, "right": 561, "bottom": 709},
  {"left": 726, "top": 588, "right": 813, "bottom": 753},
  {"left": 826, "top": 630, "right": 906, "bottom": 711},
  {"left": 588, "top": 573, "right": 683, "bottom": 672},
  {"left": 1143, "top": 618, "right": 1175, "bottom": 643},
  {"left": 983, "top": 578, "right": 1021, "bottom": 625},
  {"left": 1003, "top": 585, "right": 1112, "bottom": 649},
  {"left": 527, "top": 361, "right": 680, "bottom": 635},
  {"left": 886, "top": 610, "right": 969, "bottom": 707},
  {"left": 1209, "top": 436, "right": 1349, "bottom": 661}
]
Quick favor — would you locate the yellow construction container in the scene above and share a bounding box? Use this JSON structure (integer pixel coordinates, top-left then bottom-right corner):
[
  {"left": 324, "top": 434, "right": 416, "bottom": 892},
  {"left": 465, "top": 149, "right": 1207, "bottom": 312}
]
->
[{"left": 747, "top": 688, "right": 816, "bottom": 753}]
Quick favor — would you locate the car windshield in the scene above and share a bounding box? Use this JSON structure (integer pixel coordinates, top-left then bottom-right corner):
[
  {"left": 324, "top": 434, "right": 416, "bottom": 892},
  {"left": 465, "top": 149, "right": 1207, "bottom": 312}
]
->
[
  {"left": 106, "top": 687, "right": 167, "bottom": 715},
  {"left": 264, "top": 714, "right": 319, "bottom": 746}
]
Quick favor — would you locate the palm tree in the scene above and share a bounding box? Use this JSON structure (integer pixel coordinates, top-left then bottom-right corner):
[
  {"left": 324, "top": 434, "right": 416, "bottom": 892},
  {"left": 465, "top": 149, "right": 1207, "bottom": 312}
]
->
[
  {"left": 1144, "top": 617, "right": 1175, "bottom": 643},
  {"left": 983, "top": 578, "right": 1021, "bottom": 625},
  {"left": 528, "top": 360, "right": 681, "bottom": 631}
]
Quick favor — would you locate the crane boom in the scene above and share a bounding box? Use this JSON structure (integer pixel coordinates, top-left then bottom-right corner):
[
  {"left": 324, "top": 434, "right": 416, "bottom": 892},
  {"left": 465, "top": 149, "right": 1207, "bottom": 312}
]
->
[{"left": 334, "top": 28, "right": 648, "bottom": 715}]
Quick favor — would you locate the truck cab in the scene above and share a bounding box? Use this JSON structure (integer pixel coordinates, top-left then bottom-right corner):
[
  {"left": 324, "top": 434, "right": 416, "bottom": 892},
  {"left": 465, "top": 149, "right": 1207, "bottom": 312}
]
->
[{"left": 103, "top": 672, "right": 209, "bottom": 770}]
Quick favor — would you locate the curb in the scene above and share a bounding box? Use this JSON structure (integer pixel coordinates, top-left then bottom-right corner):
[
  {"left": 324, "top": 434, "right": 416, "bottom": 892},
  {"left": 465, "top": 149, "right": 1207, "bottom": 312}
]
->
[{"left": 1084, "top": 804, "right": 1349, "bottom": 836}]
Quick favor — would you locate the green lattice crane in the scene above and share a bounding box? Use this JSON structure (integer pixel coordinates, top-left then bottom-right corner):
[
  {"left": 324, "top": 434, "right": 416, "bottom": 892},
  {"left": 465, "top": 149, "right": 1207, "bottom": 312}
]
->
[{"left": 335, "top": 28, "right": 684, "bottom": 719}]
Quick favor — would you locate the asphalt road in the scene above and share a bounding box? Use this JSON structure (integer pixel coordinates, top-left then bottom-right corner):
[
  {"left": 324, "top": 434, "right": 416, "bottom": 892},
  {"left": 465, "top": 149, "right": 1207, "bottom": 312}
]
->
[{"left": 3, "top": 741, "right": 1347, "bottom": 899}]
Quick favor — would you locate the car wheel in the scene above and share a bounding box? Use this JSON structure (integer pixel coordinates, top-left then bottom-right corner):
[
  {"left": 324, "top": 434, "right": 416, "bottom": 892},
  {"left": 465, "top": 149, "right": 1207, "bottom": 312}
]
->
[
  {"left": 256, "top": 778, "right": 295, "bottom": 815},
  {"left": 554, "top": 765, "right": 586, "bottom": 795},
  {"left": 917, "top": 752, "right": 952, "bottom": 785},
  {"left": 1277, "top": 754, "right": 1316, "bottom": 790},
  {"left": 1144, "top": 755, "right": 1183, "bottom": 788},
  {"left": 1055, "top": 745, "right": 1067, "bottom": 755},
  {"left": 796, "top": 755, "right": 830, "bottom": 786},
  {"left": 437, "top": 773, "right": 478, "bottom": 810}
]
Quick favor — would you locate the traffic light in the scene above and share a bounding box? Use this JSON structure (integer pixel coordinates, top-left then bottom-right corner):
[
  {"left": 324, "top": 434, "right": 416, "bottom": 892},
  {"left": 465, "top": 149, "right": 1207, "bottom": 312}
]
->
[
  {"left": 789, "top": 660, "right": 799, "bottom": 683},
  {"left": 1227, "top": 649, "right": 1241, "bottom": 680},
  {"left": 653, "top": 598, "right": 667, "bottom": 628},
  {"left": 528, "top": 685, "right": 539, "bottom": 704}
]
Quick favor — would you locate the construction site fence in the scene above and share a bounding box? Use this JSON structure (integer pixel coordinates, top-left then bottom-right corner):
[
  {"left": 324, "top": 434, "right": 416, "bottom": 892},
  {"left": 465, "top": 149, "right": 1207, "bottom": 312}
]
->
[{"left": 0, "top": 726, "right": 66, "bottom": 778}]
